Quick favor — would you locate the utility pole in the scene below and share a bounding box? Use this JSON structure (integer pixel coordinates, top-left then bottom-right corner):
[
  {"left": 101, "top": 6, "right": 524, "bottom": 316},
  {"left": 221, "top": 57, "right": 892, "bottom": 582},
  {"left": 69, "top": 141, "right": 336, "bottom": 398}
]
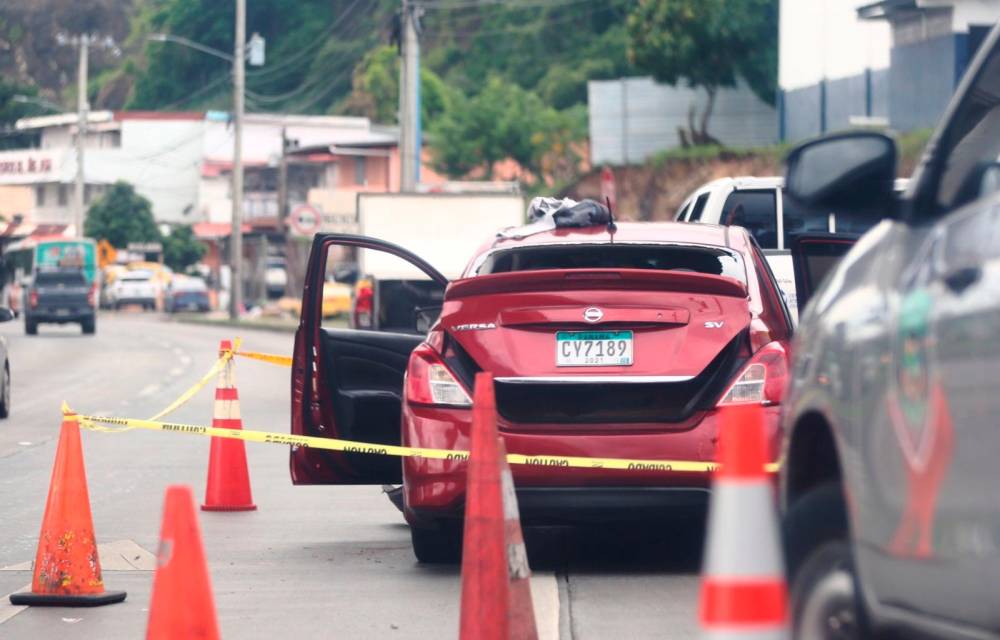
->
[
  {"left": 230, "top": 0, "right": 246, "bottom": 320},
  {"left": 75, "top": 35, "right": 90, "bottom": 239},
  {"left": 277, "top": 127, "right": 288, "bottom": 235},
  {"left": 399, "top": 1, "right": 422, "bottom": 192}
]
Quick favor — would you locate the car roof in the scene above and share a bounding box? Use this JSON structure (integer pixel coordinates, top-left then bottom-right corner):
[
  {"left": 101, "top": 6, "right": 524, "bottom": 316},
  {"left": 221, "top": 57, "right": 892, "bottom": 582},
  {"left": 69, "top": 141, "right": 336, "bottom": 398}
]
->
[{"left": 488, "top": 221, "right": 736, "bottom": 250}]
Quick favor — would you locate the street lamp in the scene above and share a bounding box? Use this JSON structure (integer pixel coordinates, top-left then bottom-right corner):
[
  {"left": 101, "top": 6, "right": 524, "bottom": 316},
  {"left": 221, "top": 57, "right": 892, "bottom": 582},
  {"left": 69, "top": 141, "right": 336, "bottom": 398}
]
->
[{"left": 148, "top": 24, "right": 264, "bottom": 321}]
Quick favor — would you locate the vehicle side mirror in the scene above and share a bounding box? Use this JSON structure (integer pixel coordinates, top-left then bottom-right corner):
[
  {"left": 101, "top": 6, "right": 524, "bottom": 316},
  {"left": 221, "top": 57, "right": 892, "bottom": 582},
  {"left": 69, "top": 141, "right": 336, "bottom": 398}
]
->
[
  {"left": 785, "top": 131, "right": 897, "bottom": 215},
  {"left": 0, "top": 308, "right": 15, "bottom": 323},
  {"left": 332, "top": 264, "right": 359, "bottom": 285}
]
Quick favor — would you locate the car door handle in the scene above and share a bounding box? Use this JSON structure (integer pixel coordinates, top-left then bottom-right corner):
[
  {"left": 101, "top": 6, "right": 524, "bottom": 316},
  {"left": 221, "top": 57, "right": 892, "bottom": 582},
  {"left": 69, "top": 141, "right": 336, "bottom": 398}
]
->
[{"left": 943, "top": 266, "right": 982, "bottom": 293}]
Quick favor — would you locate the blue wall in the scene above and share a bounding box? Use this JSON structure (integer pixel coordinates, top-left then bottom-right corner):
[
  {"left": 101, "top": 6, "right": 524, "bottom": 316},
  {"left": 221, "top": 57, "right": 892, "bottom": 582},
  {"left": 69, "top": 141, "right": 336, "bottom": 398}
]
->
[
  {"left": 888, "top": 34, "right": 958, "bottom": 132},
  {"left": 781, "top": 68, "right": 889, "bottom": 141}
]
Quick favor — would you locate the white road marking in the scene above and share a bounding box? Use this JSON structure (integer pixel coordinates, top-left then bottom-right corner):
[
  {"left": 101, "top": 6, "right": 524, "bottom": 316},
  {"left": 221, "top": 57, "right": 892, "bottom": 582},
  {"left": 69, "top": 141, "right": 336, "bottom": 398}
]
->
[
  {"left": 138, "top": 383, "right": 160, "bottom": 397},
  {"left": 1, "top": 539, "right": 156, "bottom": 572},
  {"left": 16, "top": 441, "right": 30, "bottom": 446},
  {"left": 180, "top": 355, "right": 192, "bottom": 365},
  {"left": 0, "top": 584, "right": 29, "bottom": 625},
  {"left": 169, "top": 367, "right": 183, "bottom": 377},
  {"left": 530, "top": 572, "right": 560, "bottom": 640}
]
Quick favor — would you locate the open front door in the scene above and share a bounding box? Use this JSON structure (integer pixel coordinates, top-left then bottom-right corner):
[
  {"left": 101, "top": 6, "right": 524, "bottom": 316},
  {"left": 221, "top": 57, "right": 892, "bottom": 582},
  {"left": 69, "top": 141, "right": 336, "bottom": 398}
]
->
[
  {"left": 291, "top": 234, "right": 448, "bottom": 485},
  {"left": 789, "top": 233, "right": 859, "bottom": 314}
]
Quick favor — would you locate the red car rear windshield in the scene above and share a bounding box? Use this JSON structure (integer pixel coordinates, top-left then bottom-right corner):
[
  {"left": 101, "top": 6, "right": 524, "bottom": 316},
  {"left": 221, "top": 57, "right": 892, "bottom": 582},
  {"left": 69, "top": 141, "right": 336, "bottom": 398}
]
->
[{"left": 475, "top": 243, "right": 746, "bottom": 283}]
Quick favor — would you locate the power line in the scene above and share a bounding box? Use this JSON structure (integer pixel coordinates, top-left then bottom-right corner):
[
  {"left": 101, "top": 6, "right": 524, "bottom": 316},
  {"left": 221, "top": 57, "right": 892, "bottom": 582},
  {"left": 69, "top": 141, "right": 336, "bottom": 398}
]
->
[{"left": 245, "top": 0, "right": 367, "bottom": 81}]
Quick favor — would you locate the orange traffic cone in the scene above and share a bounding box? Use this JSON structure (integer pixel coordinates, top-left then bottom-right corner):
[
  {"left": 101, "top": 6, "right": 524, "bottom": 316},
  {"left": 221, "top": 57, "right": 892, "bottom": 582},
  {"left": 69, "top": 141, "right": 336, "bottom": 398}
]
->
[
  {"left": 147, "top": 485, "right": 220, "bottom": 640},
  {"left": 699, "top": 404, "right": 788, "bottom": 638},
  {"left": 202, "top": 339, "right": 256, "bottom": 511},
  {"left": 9, "top": 416, "right": 126, "bottom": 606},
  {"left": 459, "top": 372, "right": 538, "bottom": 640}
]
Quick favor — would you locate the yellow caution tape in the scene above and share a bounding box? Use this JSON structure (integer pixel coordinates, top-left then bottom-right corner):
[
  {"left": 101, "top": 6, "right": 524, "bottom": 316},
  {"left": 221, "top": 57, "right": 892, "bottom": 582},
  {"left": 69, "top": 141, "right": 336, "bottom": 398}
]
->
[
  {"left": 147, "top": 338, "right": 242, "bottom": 421},
  {"left": 234, "top": 350, "right": 293, "bottom": 367},
  {"left": 64, "top": 408, "right": 781, "bottom": 474}
]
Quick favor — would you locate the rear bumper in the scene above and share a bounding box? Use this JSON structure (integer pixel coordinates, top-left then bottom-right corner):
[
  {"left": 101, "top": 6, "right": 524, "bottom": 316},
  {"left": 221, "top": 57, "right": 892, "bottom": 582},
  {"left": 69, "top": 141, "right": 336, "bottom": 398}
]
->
[
  {"left": 401, "top": 403, "right": 782, "bottom": 523},
  {"left": 409, "top": 486, "right": 710, "bottom": 528},
  {"left": 28, "top": 308, "right": 94, "bottom": 323}
]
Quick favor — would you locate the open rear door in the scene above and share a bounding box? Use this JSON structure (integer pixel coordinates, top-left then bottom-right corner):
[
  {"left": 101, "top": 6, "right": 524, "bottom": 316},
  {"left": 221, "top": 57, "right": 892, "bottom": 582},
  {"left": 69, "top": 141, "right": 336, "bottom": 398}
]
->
[
  {"left": 789, "top": 233, "right": 860, "bottom": 314},
  {"left": 291, "top": 234, "right": 448, "bottom": 485}
]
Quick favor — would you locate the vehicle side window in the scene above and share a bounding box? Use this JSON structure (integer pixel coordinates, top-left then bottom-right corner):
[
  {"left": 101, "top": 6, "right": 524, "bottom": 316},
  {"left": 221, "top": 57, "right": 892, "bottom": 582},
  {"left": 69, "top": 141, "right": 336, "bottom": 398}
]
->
[
  {"left": 675, "top": 198, "right": 691, "bottom": 221},
  {"left": 688, "top": 192, "right": 710, "bottom": 221},
  {"left": 781, "top": 193, "right": 832, "bottom": 247},
  {"left": 934, "top": 44, "right": 1000, "bottom": 213},
  {"left": 721, "top": 190, "right": 778, "bottom": 249}
]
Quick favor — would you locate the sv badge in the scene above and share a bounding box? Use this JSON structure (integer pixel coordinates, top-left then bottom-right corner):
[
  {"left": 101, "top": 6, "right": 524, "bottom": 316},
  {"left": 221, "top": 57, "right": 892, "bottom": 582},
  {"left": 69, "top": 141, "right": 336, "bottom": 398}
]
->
[{"left": 704, "top": 321, "right": 724, "bottom": 329}]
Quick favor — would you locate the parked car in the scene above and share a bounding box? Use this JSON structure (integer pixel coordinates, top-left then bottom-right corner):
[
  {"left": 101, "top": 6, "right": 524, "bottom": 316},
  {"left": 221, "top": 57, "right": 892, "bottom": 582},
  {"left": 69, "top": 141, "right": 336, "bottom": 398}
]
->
[
  {"left": 290, "top": 220, "right": 796, "bottom": 563},
  {"left": 164, "top": 277, "right": 211, "bottom": 313},
  {"left": 265, "top": 257, "right": 288, "bottom": 299},
  {"left": 780, "top": 23, "right": 1000, "bottom": 639},
  {"left": 107, "top": 269, "right": 158, "bottom": 311},
  {"left": 23, "top": 267, "right": 97, "bottom": 335},
  {"left": 676, "top": 176, "right": 907, "bottom": 318}
]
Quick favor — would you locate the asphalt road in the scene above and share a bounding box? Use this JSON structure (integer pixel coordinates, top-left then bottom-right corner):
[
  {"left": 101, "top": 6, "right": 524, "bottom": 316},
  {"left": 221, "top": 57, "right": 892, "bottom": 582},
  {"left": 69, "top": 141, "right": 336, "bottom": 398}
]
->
[{"left": 0, "top": 313, "right": 704, "bottom": 638}]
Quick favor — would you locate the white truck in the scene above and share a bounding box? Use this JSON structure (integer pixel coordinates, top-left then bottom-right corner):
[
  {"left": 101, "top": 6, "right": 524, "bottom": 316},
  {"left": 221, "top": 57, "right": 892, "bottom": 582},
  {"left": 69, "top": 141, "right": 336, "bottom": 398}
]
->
[
  {"left": 341, "top": 192, "right": 525, "bottom": 333},
  {"left": 675, "top": 176, "right": 908, "bottom": 321}
]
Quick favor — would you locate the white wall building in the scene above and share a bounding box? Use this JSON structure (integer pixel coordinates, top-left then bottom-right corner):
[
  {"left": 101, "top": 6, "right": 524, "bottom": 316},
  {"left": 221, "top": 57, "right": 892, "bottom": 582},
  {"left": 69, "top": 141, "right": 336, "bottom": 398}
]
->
[{"left": 0, "top": 110, "right": 388, "bottom": 232}]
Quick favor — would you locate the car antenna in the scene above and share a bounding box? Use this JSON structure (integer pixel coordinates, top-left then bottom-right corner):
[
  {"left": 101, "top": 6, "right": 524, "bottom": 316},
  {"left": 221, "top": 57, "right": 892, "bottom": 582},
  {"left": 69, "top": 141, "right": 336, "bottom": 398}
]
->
[{"left": 605, "top": 196, "right": 617, "bottom": 243}]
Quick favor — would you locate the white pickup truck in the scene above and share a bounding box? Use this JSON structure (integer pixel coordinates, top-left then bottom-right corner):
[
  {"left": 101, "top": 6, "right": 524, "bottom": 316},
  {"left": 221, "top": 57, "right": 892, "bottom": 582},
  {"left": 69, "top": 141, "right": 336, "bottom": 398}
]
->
[
  {"left": 340, "top": 192, "right": 525, "bottom": 333},
  {"left": 675, "top": 176, "right": 907, "bottom": 320}
]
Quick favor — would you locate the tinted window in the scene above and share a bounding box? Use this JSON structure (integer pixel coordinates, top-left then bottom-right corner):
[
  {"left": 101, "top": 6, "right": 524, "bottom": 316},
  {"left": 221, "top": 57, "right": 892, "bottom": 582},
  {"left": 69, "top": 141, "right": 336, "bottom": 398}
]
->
[
  {"left": 688, "top": 193, "right": 710, "bottom": 221},
  {"left": 782, "top": 193, "right": 830, "bottom": 247},
  {"left": 35, "top": 270, "right": 85, "bottom": 286},
  {"left": 935, "top": 46, "right": 1000, "bottom": 211},
  {"left": 477, "top": 244, "right": 746, "bottom": 283},
  {"left": 721, "top": 190, "right": 778, "bottom": 248}
]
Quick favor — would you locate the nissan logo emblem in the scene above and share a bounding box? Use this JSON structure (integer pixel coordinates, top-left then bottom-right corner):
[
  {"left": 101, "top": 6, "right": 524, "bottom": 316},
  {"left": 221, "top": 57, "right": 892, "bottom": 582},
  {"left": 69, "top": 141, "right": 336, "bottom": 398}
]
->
[{"left": 583, "top": 307, "right": 604, "bottom": 323}]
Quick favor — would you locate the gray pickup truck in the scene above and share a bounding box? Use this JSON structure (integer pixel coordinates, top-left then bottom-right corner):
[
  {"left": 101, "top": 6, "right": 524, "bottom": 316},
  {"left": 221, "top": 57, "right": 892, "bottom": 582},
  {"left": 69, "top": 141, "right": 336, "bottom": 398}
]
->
[{"left": 24, "top": 268, "right": 96, "bottom": 335}]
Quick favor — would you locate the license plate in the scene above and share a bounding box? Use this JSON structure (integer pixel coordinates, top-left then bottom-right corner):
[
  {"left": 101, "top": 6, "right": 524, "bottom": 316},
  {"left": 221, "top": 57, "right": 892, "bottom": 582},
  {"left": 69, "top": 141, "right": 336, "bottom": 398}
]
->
[
  {"left": 55, "top": 308, "right": 70, "bottom": 316},
  {"left": 556, "top": 331, "right": 633, "bottom": 367}
]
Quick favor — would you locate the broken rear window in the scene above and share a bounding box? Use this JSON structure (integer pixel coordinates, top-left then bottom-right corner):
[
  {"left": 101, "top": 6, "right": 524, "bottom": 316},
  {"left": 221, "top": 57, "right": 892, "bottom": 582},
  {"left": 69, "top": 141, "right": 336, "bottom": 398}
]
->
[{"left": 475, "top": 244, "right": 746, "bottom": 283}]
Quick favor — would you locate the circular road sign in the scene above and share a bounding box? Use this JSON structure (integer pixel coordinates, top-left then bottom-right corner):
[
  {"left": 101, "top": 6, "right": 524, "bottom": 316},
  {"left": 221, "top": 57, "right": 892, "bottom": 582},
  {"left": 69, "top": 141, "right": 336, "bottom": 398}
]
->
[{"left": 290, "top": 204, "right": 322, "bottom": 236}]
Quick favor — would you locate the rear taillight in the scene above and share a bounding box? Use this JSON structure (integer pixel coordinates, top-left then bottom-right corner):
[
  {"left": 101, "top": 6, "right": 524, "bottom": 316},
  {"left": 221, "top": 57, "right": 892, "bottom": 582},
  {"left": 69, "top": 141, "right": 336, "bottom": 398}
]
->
[
  {"left": 717, "top": 341, "right": 789, "bottom": 406},
  {"left": 353, "top": 279, "right": 373, "bottom": 329},
  {"left": 405, "top": 343, "right": 471, "bottom": 407},
  {"left": 29, "top": 290, "right": 38, "bottom": 309},
  {"left": 87, "top": 283, "right": 97, "bottom": 307}
]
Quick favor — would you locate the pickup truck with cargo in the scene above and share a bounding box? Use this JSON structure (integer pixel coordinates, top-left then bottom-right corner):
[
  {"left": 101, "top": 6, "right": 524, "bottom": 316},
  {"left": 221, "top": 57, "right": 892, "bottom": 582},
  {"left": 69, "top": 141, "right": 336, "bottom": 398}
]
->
[{"left": 24, "top": 268, "right": 96, "bottom": 335}]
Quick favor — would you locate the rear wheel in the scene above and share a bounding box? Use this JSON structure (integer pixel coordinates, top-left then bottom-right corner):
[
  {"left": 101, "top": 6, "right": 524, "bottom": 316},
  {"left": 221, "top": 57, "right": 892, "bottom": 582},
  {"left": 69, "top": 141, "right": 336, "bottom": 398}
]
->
[
  {"left": 24, "top": 318, "right": 37, "bottom": 335},
  {"left": 81, "top": 317, "right": 96, "bottom": 335},
  {"left": 784, "top": 483, "right": 870, "bottom": 639},
  {"left": 410, "top": 523, "right": 462, "bottom": 564}
]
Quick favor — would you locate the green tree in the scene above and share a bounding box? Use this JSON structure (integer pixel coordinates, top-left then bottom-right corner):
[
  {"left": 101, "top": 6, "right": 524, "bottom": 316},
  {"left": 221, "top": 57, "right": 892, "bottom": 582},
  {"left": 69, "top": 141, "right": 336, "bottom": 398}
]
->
[
  {"left": 0, "top": 80, "right": 46, "bottom": 150},
  {"left": 338, "top": 45, "right": 455, "bottom": 125},
  {"left": 627, "top": 0, "right": 777, "bottom": 146},
  {"left": 84, "top": 181, "right": 160, "bottom": 248},
  {"left": 429, "top": 77, "right": 583, "bottom": 184},
  {"left": 162, "top": 224, "right": 206, "bottom": 272}
]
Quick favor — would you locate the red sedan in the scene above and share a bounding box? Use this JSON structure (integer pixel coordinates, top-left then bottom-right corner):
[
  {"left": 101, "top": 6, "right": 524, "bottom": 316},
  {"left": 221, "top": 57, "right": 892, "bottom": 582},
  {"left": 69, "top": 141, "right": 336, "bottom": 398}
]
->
[{"left": 290, "top": 221, "right": 792, "bottom": 562}]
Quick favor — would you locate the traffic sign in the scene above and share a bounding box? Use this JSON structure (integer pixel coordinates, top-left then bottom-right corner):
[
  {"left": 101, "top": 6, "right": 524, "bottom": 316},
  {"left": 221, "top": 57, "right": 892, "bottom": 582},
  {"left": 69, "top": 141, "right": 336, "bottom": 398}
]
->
[{"left": 289, "top": 204, "right": 322, "bottom": 237}]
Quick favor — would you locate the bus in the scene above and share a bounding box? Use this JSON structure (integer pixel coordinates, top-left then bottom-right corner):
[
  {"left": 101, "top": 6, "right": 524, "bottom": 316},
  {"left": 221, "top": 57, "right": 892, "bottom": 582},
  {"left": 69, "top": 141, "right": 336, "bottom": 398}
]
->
[{"left": 1, "top": 237, "right": 98, "bottom": 314}]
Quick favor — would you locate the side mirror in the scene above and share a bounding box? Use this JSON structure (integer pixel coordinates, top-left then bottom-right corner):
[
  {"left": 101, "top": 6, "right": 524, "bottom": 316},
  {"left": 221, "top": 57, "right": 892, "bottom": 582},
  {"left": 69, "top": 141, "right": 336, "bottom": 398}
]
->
[
  {"left": 332, "top": 263, "right": 359, "bottom": 285},
  {"left": 785, "top": 131, "right": 897, "bottom": 214},
  {"left": 0, "top": 308, "right": 15, "bottom": 323}
]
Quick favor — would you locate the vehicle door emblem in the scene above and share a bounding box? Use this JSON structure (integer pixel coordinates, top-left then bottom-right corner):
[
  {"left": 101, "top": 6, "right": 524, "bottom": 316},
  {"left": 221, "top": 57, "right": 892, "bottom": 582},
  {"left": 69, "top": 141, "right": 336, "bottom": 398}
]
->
[
  {"left": 583, "top": 307, "right": 604, "bottom": 323},
  {"left": 705, "top": 321, "right": 724, "bottom": 329}
]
